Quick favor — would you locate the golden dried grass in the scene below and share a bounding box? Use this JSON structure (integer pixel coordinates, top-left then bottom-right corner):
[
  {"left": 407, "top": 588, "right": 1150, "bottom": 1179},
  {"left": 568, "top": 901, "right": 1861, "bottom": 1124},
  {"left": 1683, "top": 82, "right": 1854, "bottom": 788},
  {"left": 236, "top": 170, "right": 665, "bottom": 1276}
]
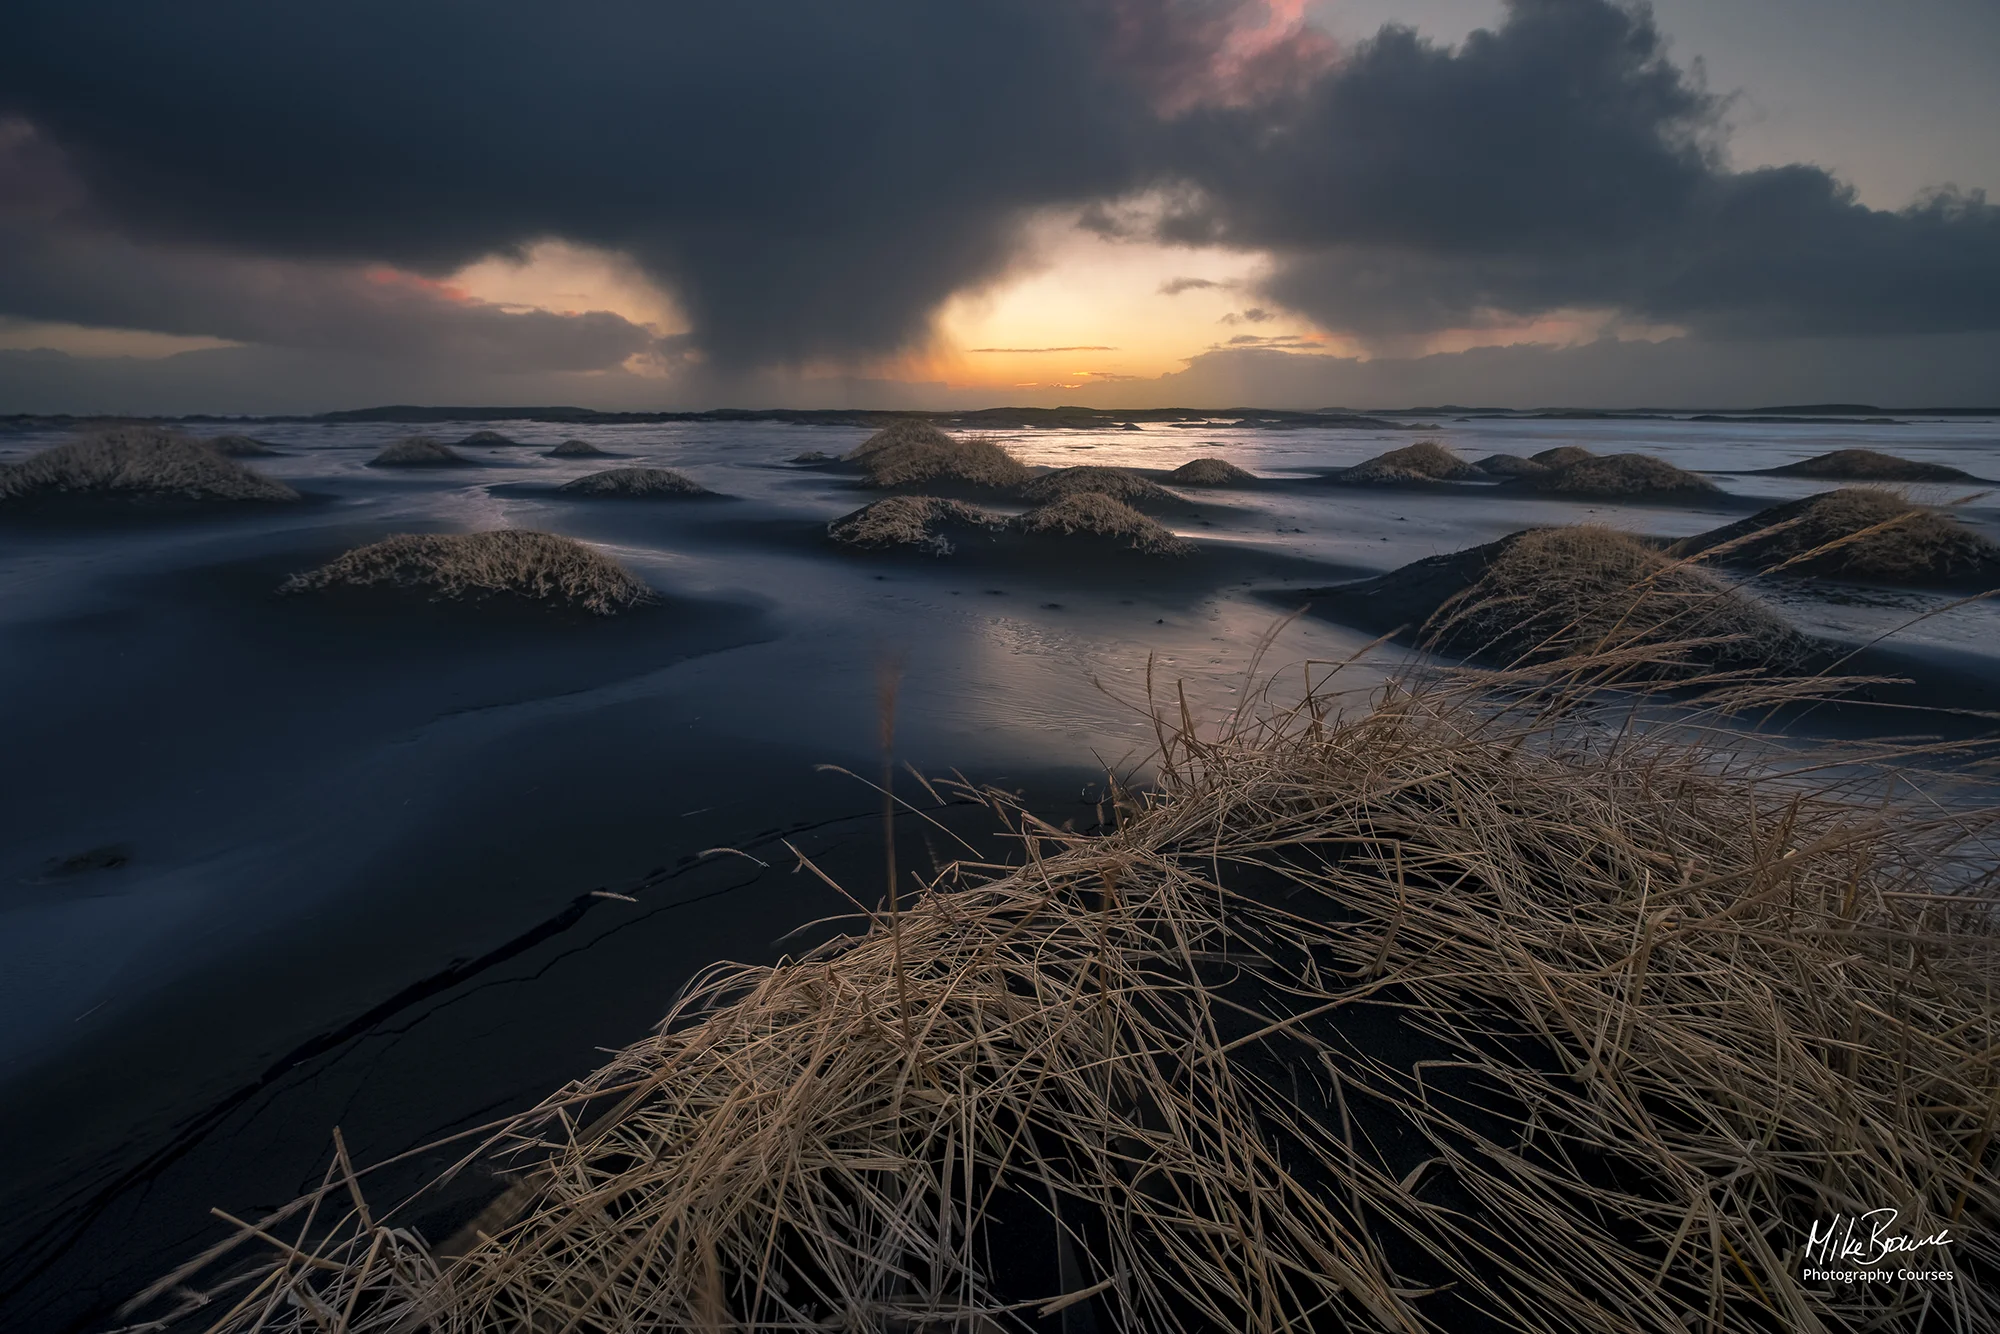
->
[
  {"left": 1011, "top": 492, "right": 1192, "bottom": 555},
  {"left": 1019, "top": 465, "right": 1180, "bottom": 507},
  {"left": 557, "top": 467, "right": 712, "bottom": 498},
  {"left": 125, "top": 633, "right": 2000, "bottom": 1333},
  {"left": 1519, "top": 453, "right": 1720, "bottom": 499},
  {"left": 279, "top": 531, "right": 655, "bottom": 616},
  {"left": 1770, "top": 449, "right": 1974, "bottom": 483},
  {"left": 827, "top": 496, "right": 1001, "bottom": 554},
  {"left": 0, "top": 426, "right": 298, "bottom": 503},
  {"left": 1676, "top": 488, "right": 2000, "bottom": 585},
  {"left": 1341, "top": 440, "right": 1476, "bottom": 484},
  {"left": 1169, "top": 457, "right": 1256, "bottom": 486}
]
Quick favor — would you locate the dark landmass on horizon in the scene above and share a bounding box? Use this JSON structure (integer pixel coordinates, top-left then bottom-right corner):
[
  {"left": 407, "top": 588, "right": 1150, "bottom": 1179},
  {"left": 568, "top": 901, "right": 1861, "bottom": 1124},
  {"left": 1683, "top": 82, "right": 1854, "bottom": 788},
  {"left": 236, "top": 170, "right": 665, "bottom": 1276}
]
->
[{"left": 2, "top": 403, "right": 1997, "bottom": 433}]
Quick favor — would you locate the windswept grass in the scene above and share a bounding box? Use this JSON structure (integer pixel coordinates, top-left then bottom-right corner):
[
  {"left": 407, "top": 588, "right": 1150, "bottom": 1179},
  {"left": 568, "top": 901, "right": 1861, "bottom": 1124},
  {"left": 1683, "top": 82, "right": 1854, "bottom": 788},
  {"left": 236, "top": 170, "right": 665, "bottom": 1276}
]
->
[
  {"left": 1339, "top": 439, "right": 1476, "bottom": 484},
  {"left": 1012, "top": 492, "right": 1191, "bottom": 555},
  {"left": 827, "top": 495, "right": 1001, "bottom": 555},
  {"left": 557, "top": 467, "right": 713, "bottom": 498},
  {"left": 849, "top": 426, "right": 1030, "bottom": 491},
  {"left": 368, "top": 437, "right": 473, "bottom": 468},
  {"left": 1169, "top": 457, "right": 1256, "bottom": 486},
  {"left": 128, "top": 633, "right": 1999, "bottom": 1334},
  {"left": 1518, "top": 451, "right": 1720, "bottom": 500},
  {"left": 1020, "top": 465, "right": 1180, "bottom": 508},
  {"left": 1769, "top": 448, "right": 1974, "bottom": 482},
  {"left": 1676, "top": 487, "right": 2000, "bottom": 586},
  {"left": 280, "top": 531, "right": 654, "bottom": 616},
  {"left": 1428, "top": 524, "right": 1809, "bottom": 675},
  {"left": 0, "top": 426, "right": 298, "bottom": 503}
]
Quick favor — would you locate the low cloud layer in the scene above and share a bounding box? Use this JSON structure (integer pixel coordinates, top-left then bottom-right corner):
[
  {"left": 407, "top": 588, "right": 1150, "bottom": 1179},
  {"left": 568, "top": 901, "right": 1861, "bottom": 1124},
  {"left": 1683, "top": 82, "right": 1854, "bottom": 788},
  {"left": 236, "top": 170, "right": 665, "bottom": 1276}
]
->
[{"left": 1, "top": 0, "right": 1997, "bottom": 401}]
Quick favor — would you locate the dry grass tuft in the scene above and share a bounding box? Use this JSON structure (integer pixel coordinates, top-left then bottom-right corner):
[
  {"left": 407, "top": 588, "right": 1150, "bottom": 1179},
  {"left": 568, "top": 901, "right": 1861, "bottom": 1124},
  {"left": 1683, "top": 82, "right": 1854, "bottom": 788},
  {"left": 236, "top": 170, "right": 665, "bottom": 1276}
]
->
[
  {"left": 846, "top": 419, "right": 956, "bottom": 461},
  {"left": 1770, "top": 448, "right": 1974, "bottom": 482},
  {"left": 547, "top": 439, "right": 612, "bottom": 458},
  {"left": 368, "top": 437, "right": 473, "bottom": 468},
  {"left": 204, "top": 434, "right": 280, "bottom": 457},
  {"left": 1471, "top": 452, "right": 1548, "bottom": 478},
  {"left": 280, "top": 531, "right": 655, "bottom": 616},
  {"left": 0, "top": 426, "right": 298, "bottom": 503},
  {"left": 1169, "top": 457, "right": 1256, "bottom": 486},
  {"left": 1429, "top": 525, "right": 1812, "bottom": 675},
  {"left": 827, "top": 495, "right": 1001, "bottom": 555},
  {"left": 1676, "top": 487, "right": 2000, "bottom": 585},
  {"left": 1020, "top": 465, "right": 1180, "bottom": 508},
  {"left": 850, "top": 428, "right": 1031, "bottom": 491},
  {"left": 1012, "top": 492, "right": 1192, "bottom": 555},
  {"left": 1530, "top": 445, "right": 1595, "bottom": 468},
  {"left": 557, "top": 467, "right": 713, "bottom": 498},
  {"left": 128, "top": 635, "right": 1999, "bottom": 1334},
  {"left": 1340, "top": 439, "right": 1476, "bottom": 484},
  {"left": 1519, "top": 451, "right": 1720, "bottom": 499}
]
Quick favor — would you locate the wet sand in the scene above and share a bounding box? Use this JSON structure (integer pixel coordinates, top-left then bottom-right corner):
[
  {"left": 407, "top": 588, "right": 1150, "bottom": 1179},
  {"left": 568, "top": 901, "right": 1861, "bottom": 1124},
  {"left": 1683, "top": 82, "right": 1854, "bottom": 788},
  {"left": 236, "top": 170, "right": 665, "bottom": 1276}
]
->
[{"left": 0, "top": 412, "right": 1995, "bottom": 1329}]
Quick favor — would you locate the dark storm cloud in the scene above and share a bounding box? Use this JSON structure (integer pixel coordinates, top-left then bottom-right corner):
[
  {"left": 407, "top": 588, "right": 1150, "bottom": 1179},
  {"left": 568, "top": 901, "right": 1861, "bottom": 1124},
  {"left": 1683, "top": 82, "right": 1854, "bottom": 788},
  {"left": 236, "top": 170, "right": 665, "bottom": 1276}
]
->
[
  {"left": 0, "top": 0, "right": 1250, "bottom": 368},
  {"left": 1, "top": 0, "right": 1997, "bottom": 382},
  {"left": 1167, "top": 0, "right": 2000, "bottom": 339}
]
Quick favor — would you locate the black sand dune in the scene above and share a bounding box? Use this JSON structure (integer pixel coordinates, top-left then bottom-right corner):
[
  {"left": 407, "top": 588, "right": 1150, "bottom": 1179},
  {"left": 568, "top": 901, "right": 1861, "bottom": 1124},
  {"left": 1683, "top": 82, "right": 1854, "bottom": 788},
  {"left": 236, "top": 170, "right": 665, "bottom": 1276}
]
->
[
  {"left": 556, "top": 466, "right": 717, "bottom": 499},
  {"left": 1752, "top": 447, "right": 1980, "bottom": 482},
  {"left": 0, "top": 428, "right": 299, "bottom": 512},
  {"left": 546, "top": 438, "right": 617, "bottom": 458},
  {"left": 1675, "top": 488, "right": 2000, "bottom": 589},
  {"left": 367, "top": 436, "right": 477, "bottom": 467}
]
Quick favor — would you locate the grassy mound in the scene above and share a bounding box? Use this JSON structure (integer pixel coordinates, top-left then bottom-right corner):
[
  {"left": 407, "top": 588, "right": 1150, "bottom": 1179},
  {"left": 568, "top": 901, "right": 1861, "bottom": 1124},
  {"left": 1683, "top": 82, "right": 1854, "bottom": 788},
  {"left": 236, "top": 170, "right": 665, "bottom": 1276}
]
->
[
  {"left": 1471, "top": 452, "right": 1548, "bottom": 477},
  {"left": 368, "top": 436, "right": 473, "bottom": 468},
  {"left": 1168, "top": 456, "right": 1256, "bottom": 485},
  {"left": 827, "top": 495, "right": 1001, "bottom": 555},
  {"left": 457, "top": 430, "right": 517, "bottom": 446},
  {"left": 1019, "top": 464, "right": 1180, "bottom": 508},
  {"left": 0, "top": 426, "right": 298, "bottom": 504},
  {"left": 1339, "top": 439, "right": 1476, "bottom": 484},
  {"left": 280, "top": 530, "right": 654, "bottom": 616},
  {"left": 203, "top": 433, "right": 280, "bottom": 457},
  {"left": 135, "top": 661, "right": 1998, "bottom": 1334},
  {"left": 1768, "top": 448, "right": 1974, "bottom": 482},
  {"left": 556, "top": 467, "right": 713, "bottom": 498},
  {"left": 1518, "top": 451, "right": 1720, "bottom": 499},
  {"left": 789, "top": 450, "right": 838, "bottom": 463},
  {"left": 1012, "top": 492, "right": 1191, "bottom": 555},
  {"left": 546, "top": 439, "right": 611, "bottom": 458},
  {"left": 1530, "top": 444, "right": 1594, "bottom": 468},
  {"left": 849, "top": 427, "right": 1030, "bottom": 491},
  {"left": 845, "top": 418, "right": 955, "bottom": 460},
  {"left": 1676, "top": 487, "right": 2000, "bottom": 586},
  {"left": 1316, "top": 525, "right": 1809, "bottom": 677}
]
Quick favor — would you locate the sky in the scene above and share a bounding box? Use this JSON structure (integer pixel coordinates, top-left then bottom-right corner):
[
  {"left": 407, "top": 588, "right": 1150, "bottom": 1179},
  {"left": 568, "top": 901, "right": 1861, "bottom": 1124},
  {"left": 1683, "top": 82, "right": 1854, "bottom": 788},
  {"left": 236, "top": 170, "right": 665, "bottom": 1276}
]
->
[{"left": 1, "top": 0, "right": 1997, "bottom": 413}]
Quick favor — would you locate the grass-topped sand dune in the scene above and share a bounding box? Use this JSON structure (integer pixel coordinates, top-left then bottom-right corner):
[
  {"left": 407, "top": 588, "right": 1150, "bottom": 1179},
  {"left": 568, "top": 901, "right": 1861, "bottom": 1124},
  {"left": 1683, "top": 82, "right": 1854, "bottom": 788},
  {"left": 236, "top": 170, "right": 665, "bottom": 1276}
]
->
[
  {"left": 846, "top": 420, "right": 1032, "bottom": 491},
  {"left": 827, "top": 495, "right": 1002, "bottom": 555},
  {"left": 128, "top": 647, "right": 1998, "bottom": 1334},
  {"left": 546, "top": 438, "right": 614, "bottom": 458},
  {"left": 556, "top": 466, "right": 715, "bottom": 498},
  {"left": 203, "top": 433, "right": 281, "bottom": 457},
  {"left": 1020, "top": 464, "right": 1181, "bottom": 509},
  {"left": 1301, "top": 524, "right": 1811, "bottom": 677},
  {"left": 1532, "top": 444, "right": 1595, "bottom": 468},
  {"left": 1511, "top": 451, "right": 1721, "bottom": 500},
  {"left": 280, "top": 530, "right": 655, "bottom": 616},
  {"left": 367, "top": 437, "right": 476, "bottom": 468},
  {"left": 1012, "top": 492, "right": 1192, "bottom": 555},
  {"left": 1763, "top": 448, "right": 1976, "bottom": 482},
  {"left": 1676, "top": 487, "right": 2000, "bottom": 588},
  {"left": 1469, "top": 451, "right": 1549, "bottom": 477},
  {"left": 456, "top": 430, "right": 519, "bottom": 447},
  {"left": 0, "top": 426, "right": 299, "bottom": 506},
  {"left": 1335, "top": 439, "right": 1478, "bottom": 484},
  {"left": 828, "top": 491, "right": 1191, "bottom": 558},
  {"left": 1168, "top": 456, "right": 1256, "bottom": 485}
]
